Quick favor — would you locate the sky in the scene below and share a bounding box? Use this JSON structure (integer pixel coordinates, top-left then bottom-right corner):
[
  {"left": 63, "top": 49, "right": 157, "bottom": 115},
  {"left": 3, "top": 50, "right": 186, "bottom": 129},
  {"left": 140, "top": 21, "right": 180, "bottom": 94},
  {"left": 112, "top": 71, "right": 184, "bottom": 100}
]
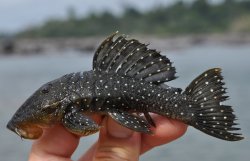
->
[{"left": 0, "top": 0, "right": 222, "bottom": 33}]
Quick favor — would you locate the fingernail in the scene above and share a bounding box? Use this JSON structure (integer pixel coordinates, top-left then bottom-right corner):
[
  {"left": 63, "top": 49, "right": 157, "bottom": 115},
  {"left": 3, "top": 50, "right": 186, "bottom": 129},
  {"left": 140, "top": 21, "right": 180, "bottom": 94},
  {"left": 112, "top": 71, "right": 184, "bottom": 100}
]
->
[{"left": 107, "top": 118, "right": 133, "bottom": 138}]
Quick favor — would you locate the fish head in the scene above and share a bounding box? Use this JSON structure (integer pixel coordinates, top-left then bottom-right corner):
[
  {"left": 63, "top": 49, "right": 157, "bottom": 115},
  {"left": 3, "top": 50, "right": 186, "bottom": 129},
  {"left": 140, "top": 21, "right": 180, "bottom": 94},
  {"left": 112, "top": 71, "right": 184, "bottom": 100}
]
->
[{"left": 7, "top": 80, "right": 66, "bottom": 139}]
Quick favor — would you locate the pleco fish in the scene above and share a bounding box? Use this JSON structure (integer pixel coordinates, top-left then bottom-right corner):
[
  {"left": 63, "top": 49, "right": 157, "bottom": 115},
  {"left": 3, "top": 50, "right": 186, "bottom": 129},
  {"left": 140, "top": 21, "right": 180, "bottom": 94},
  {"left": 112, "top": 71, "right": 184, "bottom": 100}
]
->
[{"left": 7, "top": 32, "right": 243, "bottom": 141}]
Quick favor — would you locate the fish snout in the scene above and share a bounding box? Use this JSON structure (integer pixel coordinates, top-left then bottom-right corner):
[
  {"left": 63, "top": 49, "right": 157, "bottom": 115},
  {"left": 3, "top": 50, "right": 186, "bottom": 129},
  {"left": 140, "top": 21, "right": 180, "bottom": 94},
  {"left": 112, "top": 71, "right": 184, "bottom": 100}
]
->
[
  {"left": 7, "top": 120, "right": 43, "bottom": 139},
  {"left": 6, "top": 120, "right": 16, "bottom": 133}
]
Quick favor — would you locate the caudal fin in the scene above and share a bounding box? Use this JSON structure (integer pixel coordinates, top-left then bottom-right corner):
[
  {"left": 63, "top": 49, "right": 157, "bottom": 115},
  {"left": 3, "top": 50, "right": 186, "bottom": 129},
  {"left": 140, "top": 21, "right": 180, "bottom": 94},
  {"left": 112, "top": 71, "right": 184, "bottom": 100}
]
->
[{"left": 184, "top": 68, "right": 243, "bottom": 141}]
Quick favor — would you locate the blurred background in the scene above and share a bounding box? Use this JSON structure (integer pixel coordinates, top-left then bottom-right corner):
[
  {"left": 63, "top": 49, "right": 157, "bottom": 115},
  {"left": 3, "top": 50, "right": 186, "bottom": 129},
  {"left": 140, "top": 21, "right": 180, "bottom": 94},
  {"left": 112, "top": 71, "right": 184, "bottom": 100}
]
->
[{"left": 0, "top": 0, "right": 249, "bottom": 160}]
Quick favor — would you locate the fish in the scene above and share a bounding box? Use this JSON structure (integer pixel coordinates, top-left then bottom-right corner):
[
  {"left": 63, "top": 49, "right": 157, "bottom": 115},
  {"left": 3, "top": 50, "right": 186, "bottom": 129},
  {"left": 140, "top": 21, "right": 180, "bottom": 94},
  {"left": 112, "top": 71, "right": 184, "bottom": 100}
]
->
[{"left": 7, "top": 32, "right": 243, "bottom": 141}]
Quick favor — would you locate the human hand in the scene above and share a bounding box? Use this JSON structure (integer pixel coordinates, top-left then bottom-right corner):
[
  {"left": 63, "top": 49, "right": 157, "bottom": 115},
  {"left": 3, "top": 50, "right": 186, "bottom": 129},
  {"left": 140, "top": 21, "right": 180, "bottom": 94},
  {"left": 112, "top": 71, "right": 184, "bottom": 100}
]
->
[{"left": 29, "top": 115, "right": 187, "bottom": 161}]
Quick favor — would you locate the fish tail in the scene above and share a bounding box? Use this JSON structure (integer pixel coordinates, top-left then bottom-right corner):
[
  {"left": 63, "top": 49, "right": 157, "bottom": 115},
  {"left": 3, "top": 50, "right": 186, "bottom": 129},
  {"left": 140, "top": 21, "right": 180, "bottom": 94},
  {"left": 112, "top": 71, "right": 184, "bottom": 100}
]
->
[{"left": 184, "top": 68, "right": 243, "bottom": 141}]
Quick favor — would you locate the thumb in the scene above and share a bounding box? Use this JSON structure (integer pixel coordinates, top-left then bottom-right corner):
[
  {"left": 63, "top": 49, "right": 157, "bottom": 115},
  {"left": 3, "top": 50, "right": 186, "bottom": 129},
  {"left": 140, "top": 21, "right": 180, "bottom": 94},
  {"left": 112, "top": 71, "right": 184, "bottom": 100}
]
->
[{"left": 93, "top": 117, "right": 141, "bottom": 161}]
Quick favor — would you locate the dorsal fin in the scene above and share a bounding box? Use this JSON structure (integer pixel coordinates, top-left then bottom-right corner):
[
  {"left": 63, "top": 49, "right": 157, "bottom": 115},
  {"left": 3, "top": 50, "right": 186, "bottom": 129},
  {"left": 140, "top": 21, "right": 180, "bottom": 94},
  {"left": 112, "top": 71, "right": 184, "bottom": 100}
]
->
[{"left": 93, "top": 32, "right": 177, "bottom": 84}]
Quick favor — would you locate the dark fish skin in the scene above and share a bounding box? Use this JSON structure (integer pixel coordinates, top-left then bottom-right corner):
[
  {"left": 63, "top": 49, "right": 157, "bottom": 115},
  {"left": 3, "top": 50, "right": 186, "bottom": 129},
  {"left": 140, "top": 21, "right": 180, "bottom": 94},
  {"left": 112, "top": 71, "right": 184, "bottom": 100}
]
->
[{"left": 7, "top": 32, "right": 243, "bottom": 141}]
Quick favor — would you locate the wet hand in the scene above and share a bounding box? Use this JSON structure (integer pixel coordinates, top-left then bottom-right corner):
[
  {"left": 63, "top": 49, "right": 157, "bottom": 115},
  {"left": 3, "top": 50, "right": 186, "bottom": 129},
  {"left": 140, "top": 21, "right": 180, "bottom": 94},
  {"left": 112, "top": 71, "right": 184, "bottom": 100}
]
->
[{"left": 29, "top": 115, "right": 187, "bottom": 161}]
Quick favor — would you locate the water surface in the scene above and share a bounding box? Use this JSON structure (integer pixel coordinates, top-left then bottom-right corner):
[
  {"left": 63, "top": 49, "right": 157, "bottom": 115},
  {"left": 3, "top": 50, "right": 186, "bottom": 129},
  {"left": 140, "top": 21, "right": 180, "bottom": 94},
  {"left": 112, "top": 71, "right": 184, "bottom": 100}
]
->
[{"left": 0, "top": 45, "right": 249, "bottom": 161}]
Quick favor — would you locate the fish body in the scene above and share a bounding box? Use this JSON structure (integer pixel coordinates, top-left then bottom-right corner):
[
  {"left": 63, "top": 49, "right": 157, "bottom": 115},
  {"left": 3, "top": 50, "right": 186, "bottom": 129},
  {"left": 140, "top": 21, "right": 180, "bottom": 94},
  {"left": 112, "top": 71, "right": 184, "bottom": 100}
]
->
[{"left": 7, "top": 32, "right": 243, "bottom": 141}]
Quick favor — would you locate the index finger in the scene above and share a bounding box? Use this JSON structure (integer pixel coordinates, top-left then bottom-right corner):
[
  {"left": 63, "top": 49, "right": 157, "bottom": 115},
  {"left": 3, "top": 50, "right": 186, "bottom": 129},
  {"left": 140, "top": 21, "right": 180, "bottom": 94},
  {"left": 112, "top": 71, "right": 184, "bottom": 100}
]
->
[
  {"left": 28, "top": 114, "right": 103, "bottom": 161},
  {"left": 29, "top": 125, "right": 80, "bottom": 161}
]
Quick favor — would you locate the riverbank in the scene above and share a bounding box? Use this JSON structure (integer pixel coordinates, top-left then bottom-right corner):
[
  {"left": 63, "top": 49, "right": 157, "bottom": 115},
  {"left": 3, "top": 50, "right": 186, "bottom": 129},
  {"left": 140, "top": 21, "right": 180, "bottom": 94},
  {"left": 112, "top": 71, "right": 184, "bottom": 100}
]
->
[{"left": 1, "top": 33, "right": 250, "bottom": 55}]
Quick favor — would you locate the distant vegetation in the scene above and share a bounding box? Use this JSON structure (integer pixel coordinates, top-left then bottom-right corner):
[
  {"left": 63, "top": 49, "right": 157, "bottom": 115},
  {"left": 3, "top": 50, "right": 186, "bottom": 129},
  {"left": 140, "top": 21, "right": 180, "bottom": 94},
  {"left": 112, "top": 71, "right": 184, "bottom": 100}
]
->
[{"left": 17, "top": 0, "right": 250, "bottom": 38}]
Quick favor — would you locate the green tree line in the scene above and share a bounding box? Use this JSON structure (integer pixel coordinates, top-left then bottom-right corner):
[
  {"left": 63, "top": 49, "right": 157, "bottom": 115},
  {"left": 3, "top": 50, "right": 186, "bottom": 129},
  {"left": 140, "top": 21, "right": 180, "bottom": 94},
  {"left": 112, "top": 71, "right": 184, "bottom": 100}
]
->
[{"left": 17, "top": 0, "right": 250, "bottom": 38}]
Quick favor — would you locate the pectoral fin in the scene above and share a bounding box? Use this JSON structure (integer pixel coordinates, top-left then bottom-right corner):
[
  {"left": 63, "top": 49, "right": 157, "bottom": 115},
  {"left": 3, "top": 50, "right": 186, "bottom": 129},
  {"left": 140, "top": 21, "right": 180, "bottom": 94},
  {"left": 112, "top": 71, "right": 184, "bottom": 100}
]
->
[
  {"left": 62, "top": 107, "right": 100, "bottom": 136},
  {"left": 108, "top": 110, "right": 152, "bottom": 134}
]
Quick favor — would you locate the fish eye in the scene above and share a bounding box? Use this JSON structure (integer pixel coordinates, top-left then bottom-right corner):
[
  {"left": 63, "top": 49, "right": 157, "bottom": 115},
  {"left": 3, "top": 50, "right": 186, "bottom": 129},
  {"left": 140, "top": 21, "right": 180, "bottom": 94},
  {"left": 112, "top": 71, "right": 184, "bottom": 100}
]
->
[
  {"left": 41, "top": 83, "right": 52, "bottom": 94},
  {"left": 41, "top": 88, "right": 49, "bottom": 94}
]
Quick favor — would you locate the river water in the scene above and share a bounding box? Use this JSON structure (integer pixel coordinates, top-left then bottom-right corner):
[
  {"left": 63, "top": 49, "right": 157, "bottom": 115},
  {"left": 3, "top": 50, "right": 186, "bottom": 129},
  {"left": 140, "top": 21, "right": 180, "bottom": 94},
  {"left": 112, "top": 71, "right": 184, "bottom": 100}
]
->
[{"left": 0, "top": 44, "right": 249, "bottom": 161}]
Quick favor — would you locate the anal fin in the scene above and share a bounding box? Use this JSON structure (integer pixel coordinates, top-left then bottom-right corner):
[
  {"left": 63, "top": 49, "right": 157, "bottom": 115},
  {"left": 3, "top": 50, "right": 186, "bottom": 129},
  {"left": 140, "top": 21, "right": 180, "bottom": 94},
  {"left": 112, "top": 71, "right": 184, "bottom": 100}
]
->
[{"left": 108, "top": 110, "right": 152, "bottom": 134}]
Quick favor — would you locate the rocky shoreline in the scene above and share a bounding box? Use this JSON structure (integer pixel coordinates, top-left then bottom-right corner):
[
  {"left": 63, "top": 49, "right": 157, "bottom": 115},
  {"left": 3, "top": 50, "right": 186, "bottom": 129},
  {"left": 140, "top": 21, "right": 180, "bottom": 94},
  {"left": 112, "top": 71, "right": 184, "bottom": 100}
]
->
[{"left": 1, "top": 33, "right": 250, "bottom": 55}]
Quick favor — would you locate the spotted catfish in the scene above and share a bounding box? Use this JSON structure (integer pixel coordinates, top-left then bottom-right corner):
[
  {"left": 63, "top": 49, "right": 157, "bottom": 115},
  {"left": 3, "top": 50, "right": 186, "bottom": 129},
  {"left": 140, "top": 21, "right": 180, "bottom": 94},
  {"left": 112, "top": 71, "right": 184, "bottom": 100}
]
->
[{"left": 7, "top": 32, "right": 243, "bottom": 141}]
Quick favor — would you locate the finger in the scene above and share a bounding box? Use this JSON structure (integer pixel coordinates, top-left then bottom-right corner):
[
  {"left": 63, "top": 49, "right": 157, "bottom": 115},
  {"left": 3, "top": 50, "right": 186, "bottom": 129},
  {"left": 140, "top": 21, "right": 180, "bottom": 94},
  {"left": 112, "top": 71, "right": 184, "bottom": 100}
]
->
[
  {"left": 29, "top": 124, "right": 80, "bottom": 161},
  {"left": 141, "top": 115, "right": 187, "bottom": 153},
  {"left": 87, "top": 117, "right": 141, "bottom": 161}
]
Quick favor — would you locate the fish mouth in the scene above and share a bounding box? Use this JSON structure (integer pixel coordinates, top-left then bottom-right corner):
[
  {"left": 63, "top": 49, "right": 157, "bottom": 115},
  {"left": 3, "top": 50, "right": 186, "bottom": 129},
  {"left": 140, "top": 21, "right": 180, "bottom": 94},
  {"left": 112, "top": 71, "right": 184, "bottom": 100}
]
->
[{"left": 7, "top": 121, "right": 43, "bottom": 139}]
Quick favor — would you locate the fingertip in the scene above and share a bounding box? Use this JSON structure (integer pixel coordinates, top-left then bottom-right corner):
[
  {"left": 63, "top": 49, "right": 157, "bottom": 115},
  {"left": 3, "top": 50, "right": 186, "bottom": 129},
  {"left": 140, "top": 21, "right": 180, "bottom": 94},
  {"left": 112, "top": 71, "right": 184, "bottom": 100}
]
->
[
  {"left": 168, "top": 119, "right": 188, "bottom": 138},
  {"left": 149, "top": 115, "right": 187, "bottom": 139},
  {"left": 141, "top": 115, "right": 188, "bottom": 153}
]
